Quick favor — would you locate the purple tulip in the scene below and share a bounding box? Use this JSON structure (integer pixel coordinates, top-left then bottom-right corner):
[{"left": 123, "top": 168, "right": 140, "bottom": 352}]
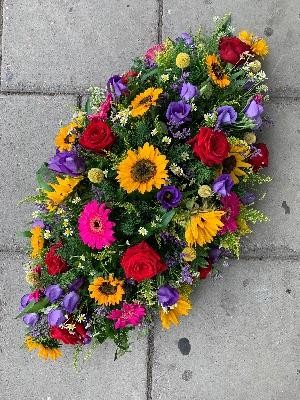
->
[
  {"left": 244, "top": 99, "right": 264, "bottom": 129},
  {"left": 241, "top": 192, "right": 256, "bottom": 205},
  {"left": 45, "top": 284, "right": 63, "bottom": 303},
  {"left": 157, "top": 185, "right": 182, "bottom": 210},
  {"left": 107, "top": 75, "right": 127, "bottom": 98},
  {"left": 166, "top": 101, "right": 191, "bottom": 124},
  {"left": 158, "top": 285, "right": 179, "bottom": 307},
  {"left": 216, "top": 106, "right": 237, "bottom": 129},
  {"left": 48, "top": 309, "right": 66, "bottom": 326},
  {"left": 180, "top": 82, "right": 198, "bottom": 101},
  {"left": 176, "top": 32, "right": 193, "bottom": 46},
  {"left": 208, "top": 247, "right": 223, "bottom": 263},
  {"left": 68, "top": 277, "right": 86, "bottom": 292},
  {"left": 62, "top": 291, "right": 80, "bottom": 313},
  {"left": 48, "top": 150, "right": 85, "bottom": 176},
  {"left": 23, "top": 313, "right": 39, "bottom": 327},
  {"left": 213, "top": 174, "right": 234, "bottom": 197}
]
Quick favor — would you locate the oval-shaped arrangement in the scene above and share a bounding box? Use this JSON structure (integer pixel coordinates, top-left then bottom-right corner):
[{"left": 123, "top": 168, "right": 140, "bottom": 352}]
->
[{"left": 19, "top": 15, "right": 271, "bottom": 362}]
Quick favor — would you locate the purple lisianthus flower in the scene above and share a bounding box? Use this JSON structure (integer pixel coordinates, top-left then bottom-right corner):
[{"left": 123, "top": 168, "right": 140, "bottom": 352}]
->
[
  {"left": 244, "top": 99, "right": 264, "bottom": 129},
  {"left": 45, "top": 284, "right": 63, "bottom": 303},
  {"left": 83, "top": 333, "right": 92, "bottom": 345},
  {"left": 158, "top": 285, "right": 179, "bottom": 307},
  {"left": 213, "top": 174, "right": 234, "bottom": 197},
  {"left": 176, "top": 32, "right": 193, "bottom": 46},
  {"left": 20, "top": 294, "right": 31, "bottom": 311},
  {"left": 208, "top": 247, "right": 223, "bottom": 264},
  {"left": 48, "top": 309, "right": 66, "bottom": 326},
  {"left": 23, "top": 313, "right": 39, "bottom": 327},
  {"left": 32, "top": 219, "right": 45, "bottom": 229},
  {"left": 62, "top": 291, "right": 80, "bottom": 313},
  {"left": 240, "top": 192, "right": 256, "bottom": 205},
  {"left": 157, "top": 185, "right": 182, "bottom": 210},
  {"left": 216, "top": 106, "right": 237, "bottom": 129},
  {"left": 48, "top": 150, "right": 85, "bottom": 176},
  {"left": 68, "top": 277, "right": 86, "bottom": 292},
  {"left": 107, "top": 75, "right": 127, "bottom": 97},
  {"left": 180, "top": 82, "right": 198, "bottom": 101},
  {"left": 166, "top": 101, "right": 191, "bottom": 124}
]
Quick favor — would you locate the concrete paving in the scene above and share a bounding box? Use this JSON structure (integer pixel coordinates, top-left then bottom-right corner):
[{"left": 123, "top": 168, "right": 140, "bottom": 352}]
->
[{"left": 0, "top": 1, "right": 299, "bottom": 399}]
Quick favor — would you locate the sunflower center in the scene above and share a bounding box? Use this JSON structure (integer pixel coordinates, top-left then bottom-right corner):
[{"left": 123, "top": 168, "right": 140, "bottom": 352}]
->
[
  {"left": 222, "top": 155, "right": 237, "bottom": 173},
  {"left": 131, "top": 159, "right": 157, "bottom": 183},
  {"left": 90, "top": 216, "right": 103, "bottom": 233},
  {"left": 211, "top": 63, "right": 225, "bottom": 79},
  {"left": 138, "top": 95, "right": 153, "bottom": 106},
  {"left": 100, "top": 282, "right": 117, "bottom": 295}
]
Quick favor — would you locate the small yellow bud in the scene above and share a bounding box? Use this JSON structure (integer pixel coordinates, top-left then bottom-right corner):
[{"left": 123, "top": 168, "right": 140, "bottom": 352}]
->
[
  {"left": 88, "top": 168, "right": 104, "bottom": 184},
  {"left": 244, "top": 132, "right": 256, "bottom": 145},
  {"left": 249, "top": 60, "right": 261, "bottom": 73},
  {"left": 182, "top": 247, "right": 197, "bottom": 262},
  {"left": 25, "top": 271, "right": 40, "bottom": 286},
  {"left": 176, "top": 52, "right": 191, "bottom": 69},
  {"left": 198, "top": 185, "right": 212, "bottom": 198}
]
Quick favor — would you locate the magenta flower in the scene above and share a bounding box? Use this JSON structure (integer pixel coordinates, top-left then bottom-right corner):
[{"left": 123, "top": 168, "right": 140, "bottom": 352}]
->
[
  {"left": 107, "top": 303, "right": 146, "bottom": 329},
  {"left": 220, "top": 192, "right": 241, "bottom": 234}
]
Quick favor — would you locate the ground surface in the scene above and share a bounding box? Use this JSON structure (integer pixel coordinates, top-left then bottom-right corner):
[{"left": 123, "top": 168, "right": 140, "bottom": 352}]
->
[{"left": 0, "top": 1, "right": 299, "bottom": 399}]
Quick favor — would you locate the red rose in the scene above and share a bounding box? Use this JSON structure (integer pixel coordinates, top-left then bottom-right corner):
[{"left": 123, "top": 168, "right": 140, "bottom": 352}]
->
[
  {"left": 249, "top": 143, "right": 269, "bottom": 172},
  {"left": 199, "top": 261, "right": 212, "bottom": 280},
  {"left": 121, "top": 242, "right": 167, "bottom": 282},
  {"left": 188, "top": 127, "right": 229, "bottom": 167},
  {"left": 219, "top": 36, "right": 251, "bottom": 65},
  {"left": 79, "top": 120, "right": 115, "bottom": 153},
  {"left": 44, "top": 242, "right": 69, "bottom": 276},
  {"left": 50, "top": 323, "right": 90, "bottom": 345},
  {"left": 121, "top": 70, "right": 138, "bottom": 84}
]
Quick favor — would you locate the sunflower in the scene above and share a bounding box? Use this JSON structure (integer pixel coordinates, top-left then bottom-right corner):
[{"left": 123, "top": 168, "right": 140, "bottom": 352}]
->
[
  {"left": 30, "top": 226, "right": 44, "bottom": 258},
  {"left": 185, "top": 210, "right": 225, "bottom": 247},
  {"left": 239, "top": 31, "right": 268, "bottom": 57},
  {"left": 130, "top": 87, "right": 163, "bottom": 117},
  {"left": 54, "top": 121, "right": 78, "bottom": 151},
  {"left": 44, "top": 176, "right": 82, "bottom": 211},
  {"left": 206, "top": 54, "right": 230, "bottom": 88},
  {"left": 116, "top": 142, "right": 168, "bottom": 194},
  {"left": 160, "top": 296, "right": 192, "bottom": 329},
  {"left": 221, "top": 144, "right": 251, "bottom": 184},
  {"left": 24, "top": 336, "right": 62, "bottom": 361},
  {"left": 89, "top": 275, "right": 124, "bottom": 306}
]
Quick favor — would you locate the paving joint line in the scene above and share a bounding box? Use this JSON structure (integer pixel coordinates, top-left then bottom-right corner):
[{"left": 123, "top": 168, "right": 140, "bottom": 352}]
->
[
  {"left": 146, "top": 319, "right": 155, "bottom": 400},
  {"left": 157, "top": 0, "right": 163, "bottom": 44},
  {"left": 0, "top": 0, "right": 4, "bottom": 83}
]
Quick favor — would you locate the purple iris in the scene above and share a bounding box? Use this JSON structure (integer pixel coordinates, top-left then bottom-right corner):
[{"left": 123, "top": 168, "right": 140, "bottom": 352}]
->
[
  {"left": 107, "top": 75, "right": 127, "bottom": 98},
  {"left": 180, "top": 82, "right": 198, "bottom": 101},
  {"left": 48, "top": 309, "right": 66, "bottom": 326},
  {"left": 213, "top": 174, "right": 234, "bottom": 197},
  {"left": 157, "top": 186, "right": 182, "bottom": 210},
  {"left": 23, "top": 313, "right": 39, "bottom": 327},
  {"left": 62, "top": 291, "right": 79, "bottom": 313},
  {"left": 158, "top": 285, "right": 179, "bottom": 307},
  {"left": 244, "top": 99, "right": 264, "bottom": 129},
  {"left": 45, "top": 284, "right": 63, "bottom": 303},
  {"left": 68, "top": 277, "right": 86, "bottom": 292},
  {"left": 216, "top": 106, "right": 237, "bottom": 129},
  {"left": 208, "top": 247, "right": 223, "bottom": 263},
  {"left": 48, "top": 150, "right": 85, "bottom": 176},
  {"left": 240, "top": 192, "right": 256, "bottom": 205},
  {"left": 166, "top": 101, "right": 191, "bottom": 124},
  {"left": 176, "top": 32, "right": 193, "bottom": 46}
]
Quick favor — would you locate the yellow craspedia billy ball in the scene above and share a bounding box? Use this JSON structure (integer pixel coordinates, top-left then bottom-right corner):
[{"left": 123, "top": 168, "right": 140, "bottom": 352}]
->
[
  {"left": 244, "top": 132, "right": 257, "bottom": 145},
  {"left": 176, "top": 52, "right": 190, "bottom": 69},
  {"left": 88, "top": 168, "right": 104, "bottom": 184}
]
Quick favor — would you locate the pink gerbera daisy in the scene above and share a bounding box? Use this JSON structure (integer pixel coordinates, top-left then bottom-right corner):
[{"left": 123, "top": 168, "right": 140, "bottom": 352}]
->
[
  {"left": 107, "top": 303, "right": 146, "bottom": 329},
  {"left": 220, "top": 192, "right": 241, "bottom": 234},
  {"left": 78, "top": 200, "right": 116, "bottom": 249}
]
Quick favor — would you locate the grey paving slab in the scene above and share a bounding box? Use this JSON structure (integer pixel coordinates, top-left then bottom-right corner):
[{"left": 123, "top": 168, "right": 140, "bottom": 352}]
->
[
  {"left": 241, "top": 98, "right": 300, "bottom": 255},
  {"left": 0, "top": 252, "right": 148, "bottom": 400},
  {"left": 0, "top": 94, "right": 76, "bottom": 250},
  {"left": 152, "top": 259, "right": 300, "bottom": 400},
  {"left": 1, "top": 0, "right": 158, "bottom": 93},
  {"left": 162, "top": 0, "right": 300, "bottom": 95}
]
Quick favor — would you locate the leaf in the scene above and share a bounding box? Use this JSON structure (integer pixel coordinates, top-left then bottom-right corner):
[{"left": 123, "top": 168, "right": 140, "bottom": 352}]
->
[
  {"left": 84, "top": 96, "right": 92, "bottom": 116},
  {"left": 18, "top": 230, "right": 32, "bottom": 238},
  {"left": 16, "top": 297, "right": 49, "bottom": 319},
  {"left": 155, "top": 120, "right": 168, "bottom": 135},
  {"left": 140, "top": 68, "right": 158, "bottom": 82},
  {"left": 36, "top": 163, "right": 55, "bottom": 190},
  {"left": 158, "top": 209, "right": 176, "bottom": 229}
]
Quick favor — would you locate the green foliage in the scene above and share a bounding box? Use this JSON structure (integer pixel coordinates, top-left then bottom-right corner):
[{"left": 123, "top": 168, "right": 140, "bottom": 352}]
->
[
  {"left": 240, "top": 207, "right": 269, "bottom": 224},
  {"left": 219, "top": 233, "right": 241, "bottom": 258}
]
